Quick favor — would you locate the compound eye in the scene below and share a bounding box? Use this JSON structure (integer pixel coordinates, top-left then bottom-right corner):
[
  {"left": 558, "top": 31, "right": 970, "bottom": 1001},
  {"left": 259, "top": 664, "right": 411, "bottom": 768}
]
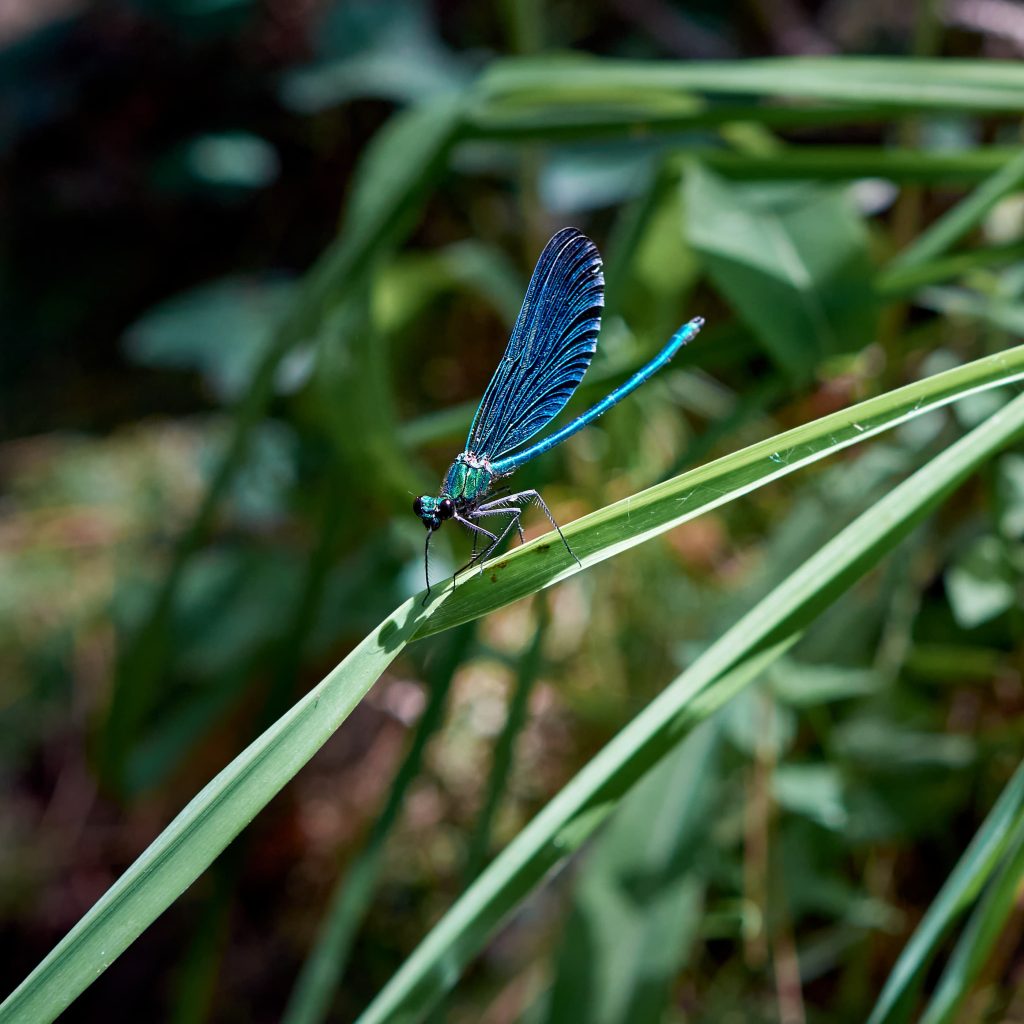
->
[
  {"left": 413, "top": 496, "right": 424, "bottom": 517},
  {"left": 439, "top": 498, "right": 455, "bottom": 520}
]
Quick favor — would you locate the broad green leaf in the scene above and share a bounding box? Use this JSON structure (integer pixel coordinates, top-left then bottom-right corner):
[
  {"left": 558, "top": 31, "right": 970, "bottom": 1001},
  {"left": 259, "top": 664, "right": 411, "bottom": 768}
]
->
[
  {"left": 773, "top": 764, "right": 848, "bottom": 831},
  {"left": 832, "top": 718, "right": 975, "bottom": 773},
  {"left": 123, "top": 277, "right": 296, "bottom": 402},
  {"left": 945, "top": 535, "right": 1018, "bottom": 629},
  {"left": 768, "top": 659, "right": 886, "bottom": 706},
  {"left": 685, "top": 163, "right": 877, "bottom": 377}
]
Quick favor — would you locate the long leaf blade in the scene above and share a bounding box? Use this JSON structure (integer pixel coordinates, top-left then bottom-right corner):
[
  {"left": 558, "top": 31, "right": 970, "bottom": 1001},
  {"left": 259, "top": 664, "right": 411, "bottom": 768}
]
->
[
  {"left": 357, "top": 391, "right": 1024, "bottom": 1024},
  {"left": 417, "top": 345, "right": 1024, "bottom": 638}
]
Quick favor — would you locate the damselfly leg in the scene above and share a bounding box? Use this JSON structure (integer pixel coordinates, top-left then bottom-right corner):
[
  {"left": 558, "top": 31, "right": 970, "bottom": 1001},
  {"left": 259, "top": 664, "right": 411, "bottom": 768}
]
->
[{"left": 473, "top": 489, "right": 582, "bottom": 568}]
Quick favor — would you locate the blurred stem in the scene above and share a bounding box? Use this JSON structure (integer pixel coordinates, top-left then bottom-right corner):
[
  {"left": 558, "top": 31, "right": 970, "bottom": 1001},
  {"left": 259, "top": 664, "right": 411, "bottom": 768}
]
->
[
  {"left": 170, "top": 865, "right": 235, "bottom": 1024},
  {"left": 264, "top": 468, "right": 347, "bottom": 726},
  {"left": 500, "top": 0, "right": 545, "bottom": 252},
  {"left": 912, "top": 0, "right": 943, "bottom": 59},
  {"left": 281, "top": 624, "right": 475, "bottom": 1024},
  {"left": 463, "top": 598, "right": 549, "bottom": 885},
  {"left": 501, "top": 0, "right": 542, "bottom": 54},
  {"left": 873, "top": 534, "right": 932, "bottom": 679},
  {"left": 880, "top": 0, "right": 942, "bottom": 359},
  {"left": 100, "top": 340, "right": 286, "bottom": 790},
  {"left": 743, "top": 688, "right": 775, "bottom": 967},
  {"left": 772, "top": 910, "right": 806, "bottom": 1024}
]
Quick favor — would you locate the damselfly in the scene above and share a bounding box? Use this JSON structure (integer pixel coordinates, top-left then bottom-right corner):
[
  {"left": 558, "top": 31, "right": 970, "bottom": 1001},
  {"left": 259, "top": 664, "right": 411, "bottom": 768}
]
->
[{"left": 413, "top": 227, "right": 703, "bottom": 595}]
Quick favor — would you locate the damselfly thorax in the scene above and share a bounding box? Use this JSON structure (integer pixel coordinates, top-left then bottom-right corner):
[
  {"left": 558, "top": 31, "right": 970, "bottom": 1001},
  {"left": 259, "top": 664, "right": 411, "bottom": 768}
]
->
[{"left": 444, "top": 451, "right": 498, "bottom": 505}]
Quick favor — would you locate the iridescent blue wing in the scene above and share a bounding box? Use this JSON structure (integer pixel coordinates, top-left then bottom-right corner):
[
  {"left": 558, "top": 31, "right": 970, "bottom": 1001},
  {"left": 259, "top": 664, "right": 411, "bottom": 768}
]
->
[{"left": 466, "top": 228, "right": 604, "bottom": 461}]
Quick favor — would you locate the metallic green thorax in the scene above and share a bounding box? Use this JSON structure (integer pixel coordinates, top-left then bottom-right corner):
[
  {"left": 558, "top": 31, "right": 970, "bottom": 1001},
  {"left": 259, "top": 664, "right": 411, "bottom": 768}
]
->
[
  {"left": 413, "top": 451, "right": 498, "bottom": 531},
  {"left": 443, "top": 451, "right": 495, "bottom": 504}
]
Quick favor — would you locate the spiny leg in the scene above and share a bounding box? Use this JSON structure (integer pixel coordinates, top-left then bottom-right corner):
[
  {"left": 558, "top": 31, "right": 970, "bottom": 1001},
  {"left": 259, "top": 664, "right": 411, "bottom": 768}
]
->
[
  {"left": 472, "top": 506, "right": 526, "bottom": 545},
  {"left": 471, "top": 506, "right": 524, "bottom": 546},
  {"left": 465, "top": 507, "right": 523, "bottom": 568},
  {"left": 451, "top": 514, "right": 500, "bottom": 587},
  {"left": 479, "top": 489, "right": 581, "bottom": 567}
]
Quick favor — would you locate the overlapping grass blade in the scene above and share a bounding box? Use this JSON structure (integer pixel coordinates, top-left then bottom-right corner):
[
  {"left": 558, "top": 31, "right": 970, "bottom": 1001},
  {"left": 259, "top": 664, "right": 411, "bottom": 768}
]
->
[
  {"left": 357, "top": 391, "right": 1024, "bottom": 1024},
  {"left": 4, "top": 348, "right": 1024, "bottom": 1024},
  {"left": 868, "top": 759, "right": 1024, "bottom": 1024},
  {"left": 918, "top": 804, "right": 1024, "bottom": 1024},
  {"left": 693, "top": 147, "right": 1018, "bottom": 185}
]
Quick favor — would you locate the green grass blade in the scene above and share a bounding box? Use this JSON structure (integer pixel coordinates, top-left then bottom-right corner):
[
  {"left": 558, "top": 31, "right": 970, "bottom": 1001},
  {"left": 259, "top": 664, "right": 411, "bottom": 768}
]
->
[
  {"left": 868, "top": 759, "right": 1024, "bottom": 1024},
  {"left": 282, "top": 625, "right": 475, "bottom": 1024},
  {"left": 469, "top": 57, "right": 1024, "bottom": 138},
  {"left": 479, "top": 56, "right": 1024, "bottom": 111},
  {"left": 417, "top": 345, "right": 1024, "bottom": 639},
  {"left": 5, "top": 348, "right": 1024, "bottom": 1024},
  {"left": 0, "top": 600, "right": 429, "bottom": 1024},
  {"left": 920, "top": 803, "right": 1024, "bottom": 1024},
  {"left": 694, "top": 147, "right": 1020, "bottom": 185},
  {"left": 889, "top": 147, "right": 1024, "bottom": 272},
  {"left": 876, "top": 242, "right": 1024, "bottom": 298},
  {"left": 356, "top": 391, "right": 1024, "bottom": 1024}
]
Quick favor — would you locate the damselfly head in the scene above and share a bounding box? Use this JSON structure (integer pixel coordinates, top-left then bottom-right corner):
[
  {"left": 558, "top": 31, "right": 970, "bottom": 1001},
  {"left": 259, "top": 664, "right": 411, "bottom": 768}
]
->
[{"left": 413, "top": 495, "right": 454, "bottom": 530}]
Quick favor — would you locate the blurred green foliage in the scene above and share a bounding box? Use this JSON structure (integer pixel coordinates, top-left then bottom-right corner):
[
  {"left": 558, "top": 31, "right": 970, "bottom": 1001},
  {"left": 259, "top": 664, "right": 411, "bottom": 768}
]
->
[{"left": 1, "top": 1, "right": 1024, "bottom": 1023}]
